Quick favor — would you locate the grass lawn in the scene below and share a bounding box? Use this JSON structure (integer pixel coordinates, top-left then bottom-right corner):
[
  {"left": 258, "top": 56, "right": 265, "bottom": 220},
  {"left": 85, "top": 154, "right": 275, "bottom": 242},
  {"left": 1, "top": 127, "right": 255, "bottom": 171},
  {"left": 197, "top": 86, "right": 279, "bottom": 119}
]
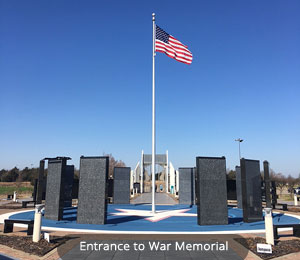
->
[
  {"left": 278, "top": 194, "right": 294, "bottom": 201},
  {"left": 0, "top": 182, "right": 33, "bottom": 195}
]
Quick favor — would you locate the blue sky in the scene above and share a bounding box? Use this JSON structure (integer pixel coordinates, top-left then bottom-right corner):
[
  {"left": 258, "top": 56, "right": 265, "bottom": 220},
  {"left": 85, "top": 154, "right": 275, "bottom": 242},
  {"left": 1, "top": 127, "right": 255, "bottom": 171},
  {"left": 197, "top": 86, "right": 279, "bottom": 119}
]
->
[{"left": 0, "top": 0, "right": 299, "bottom": 176}]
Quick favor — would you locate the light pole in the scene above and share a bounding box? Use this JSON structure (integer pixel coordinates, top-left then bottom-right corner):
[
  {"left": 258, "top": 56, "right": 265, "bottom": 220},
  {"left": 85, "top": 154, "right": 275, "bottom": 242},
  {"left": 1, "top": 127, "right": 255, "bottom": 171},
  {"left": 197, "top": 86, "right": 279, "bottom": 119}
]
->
[{"left": 235, "top": 138, "right": 243, "bottom": 160}]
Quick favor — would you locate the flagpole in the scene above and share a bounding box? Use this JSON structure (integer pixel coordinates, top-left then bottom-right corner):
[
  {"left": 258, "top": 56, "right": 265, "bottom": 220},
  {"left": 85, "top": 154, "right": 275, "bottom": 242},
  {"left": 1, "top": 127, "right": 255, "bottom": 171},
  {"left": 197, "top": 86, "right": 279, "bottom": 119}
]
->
[{"left": 152, "top": 13, "right": 156, "bottom": 214}]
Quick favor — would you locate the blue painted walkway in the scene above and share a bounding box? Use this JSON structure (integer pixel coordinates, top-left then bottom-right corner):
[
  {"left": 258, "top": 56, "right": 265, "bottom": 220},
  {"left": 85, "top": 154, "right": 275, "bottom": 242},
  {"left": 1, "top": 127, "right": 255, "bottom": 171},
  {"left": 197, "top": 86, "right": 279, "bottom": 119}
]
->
[
  {"left": 9, "top": 205, "right": 300, "bottom": 232},
  {"left": 0, "top": 253, "right": 19, "bottom": 260}
]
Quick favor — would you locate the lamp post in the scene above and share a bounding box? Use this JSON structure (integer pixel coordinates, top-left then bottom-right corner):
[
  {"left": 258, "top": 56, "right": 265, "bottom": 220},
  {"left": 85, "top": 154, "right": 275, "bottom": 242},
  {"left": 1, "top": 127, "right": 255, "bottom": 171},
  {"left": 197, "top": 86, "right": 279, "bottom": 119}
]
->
[{"left": 235, "top": 138, "right": 244, "bottom": 160}]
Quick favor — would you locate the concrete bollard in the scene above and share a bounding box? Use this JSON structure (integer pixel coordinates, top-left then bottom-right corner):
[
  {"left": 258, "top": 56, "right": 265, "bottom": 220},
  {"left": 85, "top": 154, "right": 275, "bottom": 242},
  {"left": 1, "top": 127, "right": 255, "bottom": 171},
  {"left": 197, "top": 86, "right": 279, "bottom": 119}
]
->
[
  {"left": 13, "top": 191, "right": 17, "bottom": 202},
  {"left": 265, "top": 208, "right": 274, "bottom": 245},
  {"left": 33, "top": 204, "right": 44, "bottom": 242},
  {"left": 294, "top": 194, "right": 298, "bottom": 206}
]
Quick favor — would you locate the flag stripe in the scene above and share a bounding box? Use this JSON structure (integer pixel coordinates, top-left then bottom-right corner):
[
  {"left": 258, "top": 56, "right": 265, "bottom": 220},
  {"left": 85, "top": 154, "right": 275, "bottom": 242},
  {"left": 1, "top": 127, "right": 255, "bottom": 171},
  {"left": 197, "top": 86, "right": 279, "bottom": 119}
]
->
[
  {"left": 155, "top": 45, "right": 192, "bottom": 61},
  {"left": 155, "top": 43, "right": 193, "bottom": 61},
  {"left": 155, "top": 42, "right": 192, "bottom": 64},
  {"left": 168, "top": 41, "right": 191, "bottom": 54},
  {"left": 156, "top": 49, "right": 192, "bottom": 65},
  {"left": 169, "top": 36, "right": 187, "bottom": 46},
  {"left": 155, "top": 39, "right": 193, "bottom": 64},
  {"left": 164, "top": 42, "right": 193, "bottom": 56},
  {"left": 155, "top": 25, "right": 193, "bottom": 65},
  {"left": 156, "top": 40, "right": 190, "bottom": 54},
  {"left": 169, "top": 36, "right": 189, "bottom": 49}
]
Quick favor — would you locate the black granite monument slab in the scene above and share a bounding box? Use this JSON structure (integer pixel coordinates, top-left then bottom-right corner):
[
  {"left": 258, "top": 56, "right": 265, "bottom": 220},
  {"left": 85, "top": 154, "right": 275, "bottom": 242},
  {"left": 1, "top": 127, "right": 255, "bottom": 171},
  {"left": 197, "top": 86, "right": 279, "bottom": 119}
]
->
[
  {"left": 179, "top": 168, "right": 194, "bottom": 205},
  {"left": 36, "top": 160, "right": 45, "bottom": 204},
  {"left": 72, "top": 179, "right": 79, "bottom": 199},
  {"left": 271, "top": 181, "right": 277, "bottom": 206},
  {"left": 227, "top": 180, "right": 237, "bottom": 200},
  {"left": 196, "top": 156, "right": 228, "bottom": 225},
  {"left": 235, "top": 166, "right": 243, "bottom": 209},
  {"left": 113, "top": 167, "right": 130, "bottom": 204},
  {"left": 261, "top": 181, "right": 266, "bottom": 202},
  {"left": 108, "top": 179, "right": 114, "bottom": 198},
  {"left": 77, "top": 156, "right": 109, "bottom": 225},
  {"left": 44, "top": 158, "right": 68, "bottom": 221},
  {"left": 64, "top": 165, "right": 74, "bottom": 207},
  {"left": 241, "top": 158, "right": 263, "bottom": 223},
  {"left": 263, "top": 161, "right": 271, "bottom": 208},
  {"left": 42, "top": 178, "right": 47, "bottom": 200},
  {"left": 32, "top": 179, "right": 38, "bottom": 201}
]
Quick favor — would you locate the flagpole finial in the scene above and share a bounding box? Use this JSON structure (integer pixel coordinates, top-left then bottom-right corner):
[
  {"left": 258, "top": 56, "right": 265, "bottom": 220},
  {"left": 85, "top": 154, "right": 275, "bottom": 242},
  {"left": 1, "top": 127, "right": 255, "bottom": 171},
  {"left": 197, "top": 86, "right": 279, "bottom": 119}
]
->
[{"left": 152, "top": 13, "right": 155, "bottom": 21}]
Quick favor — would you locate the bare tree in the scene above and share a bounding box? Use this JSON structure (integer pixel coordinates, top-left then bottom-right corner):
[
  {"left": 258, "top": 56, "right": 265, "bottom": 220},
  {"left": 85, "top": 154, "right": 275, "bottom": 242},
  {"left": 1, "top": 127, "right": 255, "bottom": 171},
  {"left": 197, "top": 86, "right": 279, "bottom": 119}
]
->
[
  {"left": 297, "top": 173, "right": 300, "bottom": 186},
  {"left": 226, "top": 169, "right": 236, "bottom": 180},
  {"left": 74, "top": 168, "right": 80, "bottom": 179},
  {"left": 286, "top": 175, "right": 298, "bottom": 198},
  {"left": 103, "top": 153, "right": 126, "bottom": 178},
  {"left": 273, "top": 173, "right": 287, "bottom": 196},
  {"left": 269, "top": 169, "right": 277, "bottom": 180}
]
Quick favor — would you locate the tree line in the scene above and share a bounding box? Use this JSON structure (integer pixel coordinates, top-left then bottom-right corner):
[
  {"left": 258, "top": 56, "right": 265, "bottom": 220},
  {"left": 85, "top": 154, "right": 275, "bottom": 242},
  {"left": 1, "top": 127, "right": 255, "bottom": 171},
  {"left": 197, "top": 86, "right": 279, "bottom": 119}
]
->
[
  {"left": 0, "top": 154, "right": 125, "bottom": 184},
  {"left": 227, "top": 168, "right": 300, "bottom": 196},
  {"left": 0, "top": 167, "right": 39, "bottom": 183}
]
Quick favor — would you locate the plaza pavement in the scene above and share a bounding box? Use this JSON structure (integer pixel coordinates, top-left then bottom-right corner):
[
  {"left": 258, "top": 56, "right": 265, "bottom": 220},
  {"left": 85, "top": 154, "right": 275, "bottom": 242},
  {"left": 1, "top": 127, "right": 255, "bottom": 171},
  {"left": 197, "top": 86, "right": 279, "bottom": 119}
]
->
[
  {"left": 131, "top": 192, "right": 178, "bottom": 205},
  {"left": 1, "top": 197, "right": 300, "bottom": 259}
]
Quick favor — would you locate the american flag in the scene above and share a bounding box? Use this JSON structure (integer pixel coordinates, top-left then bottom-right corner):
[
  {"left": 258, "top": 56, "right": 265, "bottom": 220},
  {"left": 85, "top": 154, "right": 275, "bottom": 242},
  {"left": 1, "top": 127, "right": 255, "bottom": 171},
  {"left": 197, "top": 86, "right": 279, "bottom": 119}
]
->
[{"left": 155, "top": 25, "right": 193, "bottom": 65}]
